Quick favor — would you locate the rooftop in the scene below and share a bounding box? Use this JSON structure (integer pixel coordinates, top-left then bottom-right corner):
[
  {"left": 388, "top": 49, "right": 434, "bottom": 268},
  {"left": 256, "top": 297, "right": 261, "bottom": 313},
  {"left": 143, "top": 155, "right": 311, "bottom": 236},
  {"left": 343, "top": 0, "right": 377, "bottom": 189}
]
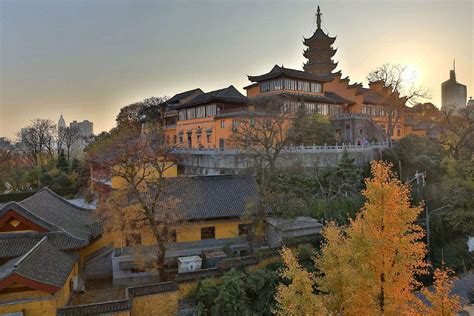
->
[
  {"left": 157, "top": 175, "right": 259, "bottom": 220},
  {"left": 0, "top": 237, "right": 78, "bottom": 291},
  {"left": 247, "top": 65, "right": 334, "bottom": 84},
  {"left": 0, "top": 188, "right": 102, "bottom": 247},
  {"left": 173, "top": 85, "right": 248, "bottom": 109}
]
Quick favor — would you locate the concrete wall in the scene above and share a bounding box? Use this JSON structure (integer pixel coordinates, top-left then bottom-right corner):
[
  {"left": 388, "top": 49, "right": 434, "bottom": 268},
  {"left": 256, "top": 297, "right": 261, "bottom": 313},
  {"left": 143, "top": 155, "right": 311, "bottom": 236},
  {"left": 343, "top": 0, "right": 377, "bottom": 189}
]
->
[{"left": 176, "top": 144, "right": 385, "bottom": 175}]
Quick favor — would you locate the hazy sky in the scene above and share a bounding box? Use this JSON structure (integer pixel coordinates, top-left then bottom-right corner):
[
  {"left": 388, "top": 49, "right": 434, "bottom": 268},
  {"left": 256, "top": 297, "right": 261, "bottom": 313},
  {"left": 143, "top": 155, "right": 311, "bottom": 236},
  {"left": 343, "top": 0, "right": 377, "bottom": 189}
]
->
[{"left": 1, "top": 0, "right": 472, "bottom": 139}]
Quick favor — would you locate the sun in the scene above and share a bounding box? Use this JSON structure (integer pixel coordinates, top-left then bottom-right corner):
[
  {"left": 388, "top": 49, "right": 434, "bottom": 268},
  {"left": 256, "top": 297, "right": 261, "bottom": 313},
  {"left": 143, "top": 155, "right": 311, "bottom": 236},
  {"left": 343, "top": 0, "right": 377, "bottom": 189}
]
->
[{"left": 402, "top": 64, "right": 420, "bottom": 85}]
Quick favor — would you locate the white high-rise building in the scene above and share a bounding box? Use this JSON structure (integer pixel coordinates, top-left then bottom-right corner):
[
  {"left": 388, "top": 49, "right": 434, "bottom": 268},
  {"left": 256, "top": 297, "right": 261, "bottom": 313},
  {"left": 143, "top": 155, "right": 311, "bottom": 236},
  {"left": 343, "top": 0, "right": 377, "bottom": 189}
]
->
[{"left": 57, "top": 115, "right": 94, "bottom": 158}]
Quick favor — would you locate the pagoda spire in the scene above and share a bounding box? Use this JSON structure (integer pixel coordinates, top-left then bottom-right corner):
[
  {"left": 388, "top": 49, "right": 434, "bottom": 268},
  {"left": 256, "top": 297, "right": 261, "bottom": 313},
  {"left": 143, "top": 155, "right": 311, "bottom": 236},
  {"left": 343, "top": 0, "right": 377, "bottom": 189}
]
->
[
  {"left": 303, "top": 5, "right": 337, "bottom": 75},
  {"left": 316, "top": 5, "right": 322, "bottom": 29}
]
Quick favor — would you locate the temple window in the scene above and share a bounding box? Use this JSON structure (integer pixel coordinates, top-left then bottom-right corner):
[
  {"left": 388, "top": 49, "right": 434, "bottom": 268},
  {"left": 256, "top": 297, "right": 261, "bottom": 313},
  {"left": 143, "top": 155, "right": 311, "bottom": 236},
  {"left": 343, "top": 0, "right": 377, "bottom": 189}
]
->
[
  {"left": 220, "top": 120, "right": 225, "bottom": 128},
  {"left": 284, "top": 79, "right": 298, "bottom": 90},
  {"left": 238, "top": 224, "right": 252, "bottom": 236},
  {"left": 298, "top": 81, "right": 310, "bottom": 92},
  {"left": 186, "top": 108, "right": 196, "bottom": 120},
  {"left": 201, "top": 227, "right": 216, "bottom": 240},
  {"left": 310, "top": 82, "right": 322, "bottom": 93},
  {"left": 206, "top": 104, "right": 216, "bottom": 116},
  {"left": 196, "top": 106, "right": 206, "bottom": 118},
  {"left": 232, "top": 120, "right": 238, "bottom": 131},
  {"left": 261, "top": 81, "right": 271, "bottom": 92},
  {"left": 179, "top": 111, "right": 186, "bottom": 121}
]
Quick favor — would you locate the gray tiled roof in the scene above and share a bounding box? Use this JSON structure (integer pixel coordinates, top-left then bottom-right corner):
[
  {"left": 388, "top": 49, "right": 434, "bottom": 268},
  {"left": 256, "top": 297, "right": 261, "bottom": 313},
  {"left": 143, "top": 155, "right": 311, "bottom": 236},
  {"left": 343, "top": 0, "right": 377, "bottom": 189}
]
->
[
  {"left": 0, "top": 237, "right": 78, "bottom": 288},
  {"left": 247, "top": 65, "right": 334, "bottom": 83},
  {"left": 266, "top": 216, "right": 322, "bottom": 232},
  {"left": 0, "top": 232, "right": 87, "bottom": 259},
  {"left": 17, "top": 188, "right": 102, "bottom": 241},
  {"left": 166, "top": 88, "right": 204, "bottom": 105},
  {"left": 174, "top": 86, "right": 248, "bottom": 109},
  {"left": 158, "top": 175, "right": 259, "bottom": 220}
]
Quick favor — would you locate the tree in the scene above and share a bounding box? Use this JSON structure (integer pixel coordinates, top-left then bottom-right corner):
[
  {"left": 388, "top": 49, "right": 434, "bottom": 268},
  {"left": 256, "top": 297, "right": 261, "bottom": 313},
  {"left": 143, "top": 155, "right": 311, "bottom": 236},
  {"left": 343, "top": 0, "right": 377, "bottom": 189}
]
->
[
  {"left": 382, "top": 134, "right": 446, "bottom": 182},
  {"left": 288, "top": 107, "right": 336, "bottom": 146},
  {"left": 266, "top": 151, "right": 363, "bottom": 222},
  {"left": 195, "top": 268, "right": 278, "bottom": 315},
  {"left": 275, "top": 247, "right": 324, "bottom": 316},
  {"left": 62, "top": 126, "right": 82, "bottom": 162},
  {"left": 439, "top": 104, "right": 474, "bottom": 160},
  {"left": 232, "top": 96, "right": 292, "bottom": 173},
  {"left": 315, "top": 222, "right": 353, "bottom": 315},
  {"left": 345, "top": 161, "right": 427, "bottom": 314},
  {"left": 413, "top": 268, "right": 461, "bottom": 315},
  {"left": 212, "top": 269, "right": 249, "bottom": 315},
  {"left": 56, "top": 150, "right": 69, "bottom": 172},
  {"left": 275, "top": 162, "right": 461, "bottom": 315},
  {"left": 17, "top": 119, "right": 56, "bottom": 167},
  {"left": 94, "top": 127, "right": 178, "bottom": 280},
  {"left": 231, "top": 96, "right": 293, "bottom": 241},
  {"left": 115, "top": 96, "right": 167, "bottom": 131},
  {"left": 367, "top": 64, "right": 430, "bottom": 142}
]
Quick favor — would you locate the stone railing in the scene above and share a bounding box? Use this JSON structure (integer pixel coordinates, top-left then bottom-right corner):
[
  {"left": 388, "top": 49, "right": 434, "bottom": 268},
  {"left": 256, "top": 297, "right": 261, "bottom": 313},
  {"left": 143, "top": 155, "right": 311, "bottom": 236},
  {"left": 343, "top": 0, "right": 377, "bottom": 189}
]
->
[{"left": 173, "top": 141, "right": 390, "bottom": 155}]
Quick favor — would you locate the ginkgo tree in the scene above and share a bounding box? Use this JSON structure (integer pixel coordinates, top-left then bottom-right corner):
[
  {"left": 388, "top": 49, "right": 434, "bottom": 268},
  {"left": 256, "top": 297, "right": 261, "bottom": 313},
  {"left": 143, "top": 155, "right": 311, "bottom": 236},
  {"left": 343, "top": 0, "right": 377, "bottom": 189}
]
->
[{"left": 276, "top": 161, "right": 461, "bottom": 316}]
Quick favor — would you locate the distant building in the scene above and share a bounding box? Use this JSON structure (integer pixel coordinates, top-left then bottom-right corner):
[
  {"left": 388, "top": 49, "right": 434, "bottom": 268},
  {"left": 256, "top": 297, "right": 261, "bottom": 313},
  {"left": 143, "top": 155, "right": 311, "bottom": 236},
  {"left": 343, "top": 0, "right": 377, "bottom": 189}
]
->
[
  {"left": 70, "top": 120, "right": 93, "bottom": 137},
  {"left": 467, "top": 97, "right": 474, "bottom": 107},
  {"left": 441, "top": 61, "right": 467, "bottom": 111},
  {"left": 57, "top": 115, "right": 94, "bottom": 158},
  {"left": 58, "top": 114, "right": 66, "bottom": 131}
]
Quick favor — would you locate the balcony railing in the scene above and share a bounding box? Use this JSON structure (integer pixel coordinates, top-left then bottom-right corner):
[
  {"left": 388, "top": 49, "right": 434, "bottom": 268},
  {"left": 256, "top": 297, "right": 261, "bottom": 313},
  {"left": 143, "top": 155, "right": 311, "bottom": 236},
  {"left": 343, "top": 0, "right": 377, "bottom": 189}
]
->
[{"left": 173, "top": 141, "right": 390, "bottom": 155}]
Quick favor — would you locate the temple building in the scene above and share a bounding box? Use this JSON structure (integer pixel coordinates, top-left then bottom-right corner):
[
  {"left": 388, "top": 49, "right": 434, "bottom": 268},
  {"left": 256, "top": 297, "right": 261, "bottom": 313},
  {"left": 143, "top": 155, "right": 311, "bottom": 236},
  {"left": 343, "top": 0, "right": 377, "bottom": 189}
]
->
[
  {"left": 441, "top": 60, "right": 467, "bottom": 111},
  {"left": 0, "top": 188, "right": 107, "bottom": 315},
  {"left": 158, "top": 6, "right": 415, "bottom": 148}
]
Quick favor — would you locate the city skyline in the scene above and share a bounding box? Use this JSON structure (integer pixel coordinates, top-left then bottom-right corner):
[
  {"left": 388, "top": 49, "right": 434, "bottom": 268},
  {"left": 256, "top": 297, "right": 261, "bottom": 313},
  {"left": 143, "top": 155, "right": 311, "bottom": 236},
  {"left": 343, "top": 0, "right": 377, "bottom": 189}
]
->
[{"left": 1, "top": 0, "right": 472, "bottom": 139}]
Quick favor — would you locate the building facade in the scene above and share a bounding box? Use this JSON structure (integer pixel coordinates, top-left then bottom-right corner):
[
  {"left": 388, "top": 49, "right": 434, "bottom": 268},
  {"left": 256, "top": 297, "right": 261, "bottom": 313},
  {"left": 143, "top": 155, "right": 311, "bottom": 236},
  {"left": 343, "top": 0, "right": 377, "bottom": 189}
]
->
[{"left": 441, "top": 61, "right": 467, "bottom": 111}]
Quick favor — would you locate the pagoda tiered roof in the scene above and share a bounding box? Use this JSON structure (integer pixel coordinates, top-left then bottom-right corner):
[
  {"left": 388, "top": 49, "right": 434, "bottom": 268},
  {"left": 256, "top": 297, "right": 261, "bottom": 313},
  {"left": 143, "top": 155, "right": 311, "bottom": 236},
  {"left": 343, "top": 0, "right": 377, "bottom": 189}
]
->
[
  {"left": 302, "top": 6, "right": 338, "bottom": 75},
  {"left": 303, "top": 28, "right": 336, "bottom": 46}
]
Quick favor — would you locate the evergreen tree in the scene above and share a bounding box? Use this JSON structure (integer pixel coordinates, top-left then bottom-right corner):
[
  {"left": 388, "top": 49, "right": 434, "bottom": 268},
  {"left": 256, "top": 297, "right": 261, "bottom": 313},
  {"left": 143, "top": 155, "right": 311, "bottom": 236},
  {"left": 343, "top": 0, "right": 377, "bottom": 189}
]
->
[
  {"left": 56, "top": 150, "right": 69, "bottom": 172},
  {"left": 70, "top": 158, "right": 81, "bottom": 172}
]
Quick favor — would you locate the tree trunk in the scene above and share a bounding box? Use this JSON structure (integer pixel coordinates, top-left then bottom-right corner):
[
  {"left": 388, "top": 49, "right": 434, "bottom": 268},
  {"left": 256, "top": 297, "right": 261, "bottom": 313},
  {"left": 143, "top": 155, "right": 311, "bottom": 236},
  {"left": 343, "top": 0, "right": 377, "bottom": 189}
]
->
[{"left": 157, "top": 242, "right": 167, "bottom": 281}]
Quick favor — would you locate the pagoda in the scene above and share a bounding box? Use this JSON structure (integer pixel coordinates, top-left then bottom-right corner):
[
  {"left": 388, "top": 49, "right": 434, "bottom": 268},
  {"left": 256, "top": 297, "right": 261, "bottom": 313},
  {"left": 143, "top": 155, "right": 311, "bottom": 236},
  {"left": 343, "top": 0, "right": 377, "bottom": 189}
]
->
[{"left": 303, "top": 6, "right": 338, "bottom": 75}]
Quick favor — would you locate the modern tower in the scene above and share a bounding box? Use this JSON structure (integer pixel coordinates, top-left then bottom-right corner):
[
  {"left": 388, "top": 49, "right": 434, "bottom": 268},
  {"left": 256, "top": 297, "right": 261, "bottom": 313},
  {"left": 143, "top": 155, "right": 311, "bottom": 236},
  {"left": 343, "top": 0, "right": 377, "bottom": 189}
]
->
[{"left": 441, "top": 60, "right": 467, "bottom": 111}]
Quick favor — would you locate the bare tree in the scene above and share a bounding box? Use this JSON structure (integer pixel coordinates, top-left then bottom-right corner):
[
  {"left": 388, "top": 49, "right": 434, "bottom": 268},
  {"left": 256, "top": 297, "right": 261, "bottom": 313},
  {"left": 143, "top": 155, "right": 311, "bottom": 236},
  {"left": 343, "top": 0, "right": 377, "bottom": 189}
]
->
[
  {"left": 62, "top": 127, "right": 82, "bottom": 162},
  {"left": 439, "top": 104, "right": 474, "bottom": 160},
  {"left": 367, "top": 64, "right": 431, "bottom": 142},
  {"left": 94, "top": 127, "right": 179, "bottom": 280},
  {"left": 16, "top": 119, "right": 56, "bottom": 167},
  {"left": 231, "top": 96, "right": 294, "bottom": 240}
]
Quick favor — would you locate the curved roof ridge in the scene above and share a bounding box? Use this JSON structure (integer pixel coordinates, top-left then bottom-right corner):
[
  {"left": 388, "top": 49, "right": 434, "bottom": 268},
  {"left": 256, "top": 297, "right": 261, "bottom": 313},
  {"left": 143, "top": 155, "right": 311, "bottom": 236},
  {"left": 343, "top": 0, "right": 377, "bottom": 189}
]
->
[
  {"left": 32, "top": 187, "right": 91, "bottom": 212},
  {"left": 0, "top": 201, "right": 60, "bottom": 232}
]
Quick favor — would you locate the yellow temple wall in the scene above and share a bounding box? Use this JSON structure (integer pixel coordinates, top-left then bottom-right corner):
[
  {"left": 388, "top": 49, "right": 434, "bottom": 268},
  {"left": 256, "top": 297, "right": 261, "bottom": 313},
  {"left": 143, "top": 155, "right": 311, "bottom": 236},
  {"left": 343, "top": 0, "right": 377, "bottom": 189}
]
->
[{"left": 111, "top": 162, "right": 177, "bottom": 190}]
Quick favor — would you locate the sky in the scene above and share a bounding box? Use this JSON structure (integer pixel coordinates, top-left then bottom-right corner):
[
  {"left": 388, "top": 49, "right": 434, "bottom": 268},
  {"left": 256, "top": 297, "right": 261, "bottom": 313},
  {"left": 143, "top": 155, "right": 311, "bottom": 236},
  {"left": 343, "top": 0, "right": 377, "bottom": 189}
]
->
[{"left": 0, "top": 0, "right": 472, "bottom": 139}]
